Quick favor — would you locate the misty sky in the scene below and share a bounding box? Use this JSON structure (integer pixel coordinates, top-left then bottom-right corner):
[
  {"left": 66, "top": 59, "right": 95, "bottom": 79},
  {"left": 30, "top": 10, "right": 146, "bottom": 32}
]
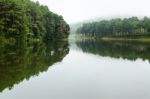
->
[{"left": 36, "top": 0, "right": 150, "bottom": 23}]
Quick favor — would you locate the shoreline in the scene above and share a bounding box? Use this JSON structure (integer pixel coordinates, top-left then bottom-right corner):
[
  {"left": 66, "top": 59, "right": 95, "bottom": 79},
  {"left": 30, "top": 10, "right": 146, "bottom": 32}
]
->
[{"left": 101, "top": 37, "right": 150, "bottom": 43}]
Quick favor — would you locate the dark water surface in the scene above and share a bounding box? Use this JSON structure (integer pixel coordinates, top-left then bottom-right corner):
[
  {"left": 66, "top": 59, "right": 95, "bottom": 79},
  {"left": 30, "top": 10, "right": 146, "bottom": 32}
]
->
[{"left": 0, "top": 40, "right": 150, "bottom": 99}]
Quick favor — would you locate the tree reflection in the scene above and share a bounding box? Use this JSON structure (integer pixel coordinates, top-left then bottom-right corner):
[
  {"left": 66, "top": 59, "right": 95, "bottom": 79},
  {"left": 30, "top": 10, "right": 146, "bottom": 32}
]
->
[
  {"left": 0, "top": 40, "right": 69, "bottom": 92},
  {"left": 76, "top": 40, "right": 150, "bottom": 61}
]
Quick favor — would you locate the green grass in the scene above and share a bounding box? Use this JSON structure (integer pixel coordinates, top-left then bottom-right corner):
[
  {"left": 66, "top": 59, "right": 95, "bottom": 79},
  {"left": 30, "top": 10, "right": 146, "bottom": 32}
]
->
[
  {"left": 101, "top": 37, "right": 150, "bottom": 43},
  {"left": 69, "top": 34, "right": 96, "bottom": 41},
  {"left": 69, "top": 34, "right": 150, "bottom": 43}
]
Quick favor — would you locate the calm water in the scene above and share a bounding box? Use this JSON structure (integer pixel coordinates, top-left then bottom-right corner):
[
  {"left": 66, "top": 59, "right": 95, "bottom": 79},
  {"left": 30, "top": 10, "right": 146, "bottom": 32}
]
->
[{"left": 0, "top": 40, "right": 150, "bottom": 99}]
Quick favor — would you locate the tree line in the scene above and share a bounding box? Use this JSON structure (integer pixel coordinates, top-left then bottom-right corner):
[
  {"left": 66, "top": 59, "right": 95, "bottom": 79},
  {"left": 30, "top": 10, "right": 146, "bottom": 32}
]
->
[
  {"left": 0, "top": 0, "right": 70, "bottom": 45},
  {"left": 77, "top": 17, "right": 150, "bottom": 38}
]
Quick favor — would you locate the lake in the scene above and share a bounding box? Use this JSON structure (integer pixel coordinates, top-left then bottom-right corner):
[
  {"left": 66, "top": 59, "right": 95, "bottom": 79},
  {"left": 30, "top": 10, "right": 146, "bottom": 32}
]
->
[{"left": 0, "top": 40, "right": 150, "bottom": 99}]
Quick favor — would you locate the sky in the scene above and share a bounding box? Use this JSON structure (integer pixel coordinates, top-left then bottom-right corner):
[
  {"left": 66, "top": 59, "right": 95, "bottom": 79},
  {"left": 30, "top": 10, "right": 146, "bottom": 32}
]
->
[{"left": 36, "top": 0, "right": 150, "bottom": 23}]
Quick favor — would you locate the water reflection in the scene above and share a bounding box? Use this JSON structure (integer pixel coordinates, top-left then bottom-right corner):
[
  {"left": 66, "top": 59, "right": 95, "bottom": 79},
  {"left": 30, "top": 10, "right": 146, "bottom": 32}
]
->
[
  {"left": 76, "top": 40, "right": 150, "bottom": 62},
  {"left": 0, "top": 40, "right": 69, "bottom": 92}
]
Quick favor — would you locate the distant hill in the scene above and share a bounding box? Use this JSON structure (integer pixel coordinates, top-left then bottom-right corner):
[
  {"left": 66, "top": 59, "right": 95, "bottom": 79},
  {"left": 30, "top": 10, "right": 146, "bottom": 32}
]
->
[
  {"left": 69, "top": 15, "right": 145, "bottom": 34},
  {"left": 69, "top": 23, "right": 83, "bottom": 34}
]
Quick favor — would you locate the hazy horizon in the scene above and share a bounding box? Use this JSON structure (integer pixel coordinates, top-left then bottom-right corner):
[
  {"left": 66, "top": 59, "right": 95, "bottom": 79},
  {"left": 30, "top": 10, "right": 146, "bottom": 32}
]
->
[{"left": 35, "top": 0, "right": 150, "bottom": 23}]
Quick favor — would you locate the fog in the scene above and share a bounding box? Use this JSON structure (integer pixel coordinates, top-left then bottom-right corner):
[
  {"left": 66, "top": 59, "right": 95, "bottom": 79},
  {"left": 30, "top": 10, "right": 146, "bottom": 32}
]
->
[{"left": 36, "top": 0, "right": 150, "bottom": 23}]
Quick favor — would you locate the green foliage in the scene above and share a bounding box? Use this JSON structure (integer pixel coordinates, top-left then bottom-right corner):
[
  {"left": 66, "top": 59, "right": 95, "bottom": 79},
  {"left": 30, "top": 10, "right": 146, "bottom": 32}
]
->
[
  {"left": 0, "top": 0, "right": 70, "bottom": 92},
  {"left": 0, "top": 0, "right": 70, "bottom": 44},
  {"left": 77, "top": 17, "right": 150, "bottom": 38}
]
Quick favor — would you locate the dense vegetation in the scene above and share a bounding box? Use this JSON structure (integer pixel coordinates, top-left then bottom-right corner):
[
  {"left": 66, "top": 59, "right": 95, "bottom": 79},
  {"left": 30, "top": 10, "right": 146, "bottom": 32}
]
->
[
  {"left": 77, "top": 17, "right": 150, "bottom": 38},
  {"left": 0, "top": 0, "right": 70, "bottom": 92},
  {"left": 77, "top": 40, "right": 150, "bottom": 62},
  {"left": 0, "top": 0, "right": 70, "bottom": 44}
]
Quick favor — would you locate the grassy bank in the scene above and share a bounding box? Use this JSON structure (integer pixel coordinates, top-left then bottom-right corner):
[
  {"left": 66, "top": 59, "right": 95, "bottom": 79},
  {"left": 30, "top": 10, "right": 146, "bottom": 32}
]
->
[
  {"left": 101, "top": 37, "right": 150, "bottom": 43},
  {"left": 69, "top": 34, "right": 96, "bottom": 41},
  {"left": 70, "top": 34, "right": 150, "bottom": 43}
]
